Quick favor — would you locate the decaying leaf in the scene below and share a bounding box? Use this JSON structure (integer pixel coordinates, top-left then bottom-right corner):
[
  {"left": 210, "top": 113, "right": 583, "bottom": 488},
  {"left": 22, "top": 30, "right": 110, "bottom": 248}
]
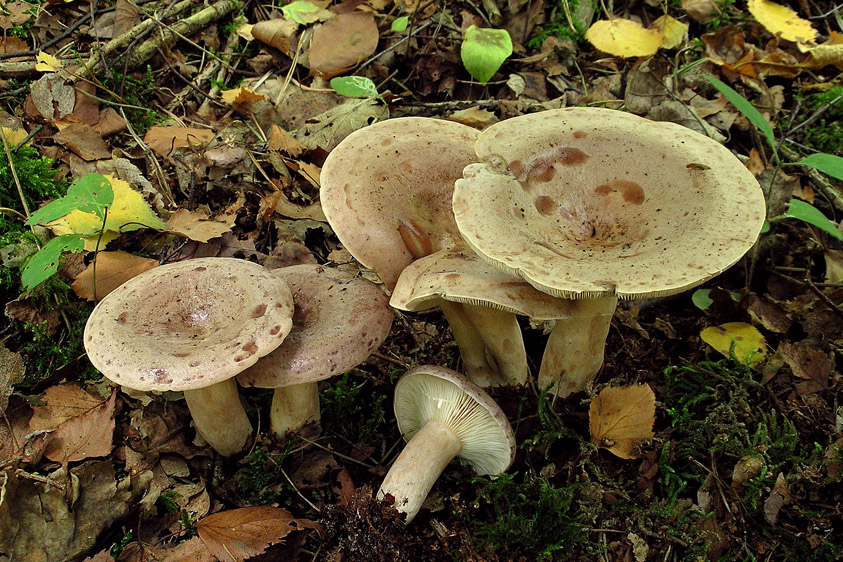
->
[
  {"left": 700, "top": 322, "right": 767, "bottom": 365},
  {"left": 308, "top": 12, "right": 379, "bottom": 76},
  {"left": 143, "top": 126, "right": 215, "bottom": 158},
  {"left": 763, "top": 472, "right": 790, "bottom": 525},
  {"left": 781, "top": 341, "right": 830, "bottom": 394},
  {"left": 35, "top": 51, "right": 61, "bottom": 72},
  {"left": 0, "top": 344, "right": 25, "bottom": 412},
  {"left": 748, "top": 0, "right": 816, "bottom": 43},
  {"left": 589, "top": 384, "right": 655, "bottom": 459},
  {"left": 28, "top": 383, "right": 116, "bottom": 463},
  {"left": 196, "top": 506, "right": 321, "bottom": 562},
  {"left": 295, "top": 98, "right": 388, "bottom": 150},
  {"left": 251, "top": 17, "right": 299, "bottom": 55},
  {"left": 167, "top": 208, "right": 233, "bottom": 242},
  {"left": 71, "top": 251, "right": 159, "bottom": 301},
  {"left": 220, "top": 87, "right": 268, "bottom": 105}
]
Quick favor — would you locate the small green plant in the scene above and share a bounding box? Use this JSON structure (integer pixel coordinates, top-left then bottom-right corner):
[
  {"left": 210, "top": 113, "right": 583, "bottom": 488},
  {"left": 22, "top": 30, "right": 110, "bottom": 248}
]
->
[
  {"left": 320, "top": 372, "right": 388, "bottom": 442},
  {"left": 109, "top": 529, "right": 133, "bottom": 558},
  {"left": 235, "top": 446, "right": 293, "bottom": 505},
  {"left": 461, "top": 26, "right": 512, "bottom": 83},
  {"left": 470, "top": 471, "right": 586, "bottom": 560},
  {"left": 795, "top": 87, "right": 843, "bottom": 156},
  {"left": 330, "top": 76, "right": 384, "bottom": 104},
  {"left": 528, "top": 0, "right": 589, "bottom": 48}
]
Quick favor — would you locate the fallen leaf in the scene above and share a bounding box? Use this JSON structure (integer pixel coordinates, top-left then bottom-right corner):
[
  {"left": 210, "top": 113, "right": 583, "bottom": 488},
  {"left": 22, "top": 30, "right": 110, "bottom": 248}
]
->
[
  {"left": 0, "top": 344, "right": 25, "bottom": 411},
  {"left": 731, "top": 454, "right": 764, "bottom": 489},
  {"left": 0, "top": 1, "right": 34, "bottom": 31},
  {"left": 268, "top": 124, "right": 305, "bottom": 156},
  {"left": 143, "top": 126, "right": 215, "bottom": 158},
  {"left": 27, "top": 73, "right": 76, "bottom": 122},
  {"left": 308, "top": 12, "right": 379, "bottom": 77},
  {"left": 652, "top": 15, "right": 688, "bottom": 49},
  {"left": 748, "top": 0, "right": 817, "bottom": 43},
  {"left": 53, "top": 123, "right": 112, "bottom": 161},
  {"left": 824, "top": 249, "right": 843, "bottom": 283},
  {"left": 196, "top": 506, "right": 321, "bottom": 562},
  {"left": 281, "top": 0, "right": 332, "bottom": 24},
  {"left": 220, "top": 87, "right": 268, "bottom": 105},
  {"left": 585, "top": 18, "right": 664, "bottom": 58},
  {"left": 806, "top": 32, "right": 843, "bottom": 71},
  {"left": 682, "top": 0, "right": 721, "bottom": 23},
  {"left": 71, "top": 251, "right": 159, "bottom": 301},
  {"left": 589, "top": 384, "right": 655, "bottom": 459},
  {"left": 35, "top": 50, "right": 61, "bottom": 72},
  {"left": 29, "top": 383, "right": 116, "bottom": 463},
  {"left": 700, "top": 322, "right": 767, "bottom": 365},
  {"left": 763, "top": 472, "right": 790, "bottom": 525},
  {"left": 781, "top": 341, "right": 830, "bottom": 394},
  {"left": 447, "top": 107, "right": 498, "bottom": 129},
  {"left": 251, "top": 17, "right": 299, "bottom": 55},
  {"left": 167, "top": 208, "right": 233, "bottom": 242},
  {"left": 295, "top": 98, "right": 388, "bottom": 150}
]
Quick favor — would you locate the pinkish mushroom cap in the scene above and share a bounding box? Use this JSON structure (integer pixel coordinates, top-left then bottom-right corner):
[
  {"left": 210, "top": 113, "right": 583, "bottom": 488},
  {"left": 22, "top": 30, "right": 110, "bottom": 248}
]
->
[
  {"left": 236, "top": 264, "right": 393, "bottom": 388},
  {"left": 320, "top": 117, "right": 479, "bottom": 289},
  {"left": 84, "top": 257, "right": 294, "bottom": 392},
  {"left": 453, "top": 107, "right": 767, "bottom": 300}
]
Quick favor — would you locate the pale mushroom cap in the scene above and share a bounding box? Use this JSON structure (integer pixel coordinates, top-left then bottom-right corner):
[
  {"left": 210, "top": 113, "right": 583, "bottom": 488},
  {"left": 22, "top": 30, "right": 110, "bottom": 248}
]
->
[
  {"left": 393, "top": 365, "right": 516, "bottom": 475},
  {"left": 390, "top": 246, "right": 584, "bottom": 320},
  {"left": 236, "top": 264, "right": 393, "bottom": 388},
  {"left": 84, "top": 257, "right": 294, "bottom": 392},
  {"left": 320, "top": 117, "right": 480, "bottom": 289},
  {"left": 452, "top": 107, "right": 767, "bottom": 299}
]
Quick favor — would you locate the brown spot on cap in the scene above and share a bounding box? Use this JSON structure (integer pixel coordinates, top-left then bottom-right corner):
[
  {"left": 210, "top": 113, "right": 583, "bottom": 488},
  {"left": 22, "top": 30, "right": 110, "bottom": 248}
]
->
[
  {"left": 117, "top": 312, "right": 129, "bottom": 323},
  {"left": 252, "top": 304, "right": 267, "bottom": 318},
  {"left": 534, "top": 196, "right": 558, "bottom": 216},
  {"left": 594, "top": 180, "right": 645, "bottom": 205}
]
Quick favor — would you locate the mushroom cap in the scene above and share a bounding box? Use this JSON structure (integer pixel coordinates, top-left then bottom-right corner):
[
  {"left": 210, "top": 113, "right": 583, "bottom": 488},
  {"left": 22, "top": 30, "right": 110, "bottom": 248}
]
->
[
  {"left": 452, "top": 107, "right": 767, "bottom": 300},
  {"left": 83, "top": 257, "right": 294, "bottom": 392},
  {"left": 390, "top": 246, "right": 582, "bottom": 320},
  {"left": 393, "top": 365, "right": 516, "bottom": 476},
  {"left": 320, "top": 117, "right": 480, "bottom": 290},
  {"left": 236, "top": 264, "right": 393, "bottom": 388}
]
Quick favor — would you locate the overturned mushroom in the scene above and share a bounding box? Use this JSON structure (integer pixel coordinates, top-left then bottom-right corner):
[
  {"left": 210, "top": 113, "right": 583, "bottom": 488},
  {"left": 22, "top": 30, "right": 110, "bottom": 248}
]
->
[
  {"left": 321, "top": 117, "right": 540, "bottom": 386},
  {"left": 377, "top": 365, "right": 515, "bottom": 523},
  {"left": 84, "top": 257, "right": 294, "bottom": 456},
  {"left": 453, "top": 107, "right": 766, "bottom": 395},
  {"left": 236, "top": 264, "right": 393, "bottom": 438}
]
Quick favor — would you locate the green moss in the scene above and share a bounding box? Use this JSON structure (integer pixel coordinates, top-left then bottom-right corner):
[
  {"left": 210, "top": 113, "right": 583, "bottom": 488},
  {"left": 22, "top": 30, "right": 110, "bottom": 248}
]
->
[
  {"left": 797, "top": 87, "right": 843, "bottom": 155},
  {"left": 235, "top": 446, "right": 293, "bottom": 505},
  {"left": 96, "top": 65, "right": 159, "bottom": 135},
  {"left": 470, "top": 471, "right": 587, "bottom": 560},
  {"left": 320, "top": 373, "right": 389, "bottom": 443}
]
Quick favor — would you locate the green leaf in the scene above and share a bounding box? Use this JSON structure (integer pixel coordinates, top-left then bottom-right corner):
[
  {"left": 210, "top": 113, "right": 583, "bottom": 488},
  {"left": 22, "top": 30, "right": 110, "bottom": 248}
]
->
[
  {"left": 281, "top": 0, "right": 321, "bottom": 24},
  {"left": 330, "top": 76, "right": 380, "bottom": 99},
  {"left": 26, "top": 174, "right": 114, "bottom": 226},
  {"left": 705, "top": 75, "right": 776, "bottom": 155},
  {"left": 460, "top": 26, "right": 512, "bottom": 84},
  {"left": 796, "top": 153, "right": 843, "bottom": 181},
  {"left": 21, "top": 234, "right": 85, "bottom": 290},
  {"left": 691, "top": 289, "right": 714, "bottom": 311},
  {"left": 781, "top": 198, "right": 843, "bottom": 240},
  {"left": 391, "top": 16, "right": 409, "bottom": 33}
]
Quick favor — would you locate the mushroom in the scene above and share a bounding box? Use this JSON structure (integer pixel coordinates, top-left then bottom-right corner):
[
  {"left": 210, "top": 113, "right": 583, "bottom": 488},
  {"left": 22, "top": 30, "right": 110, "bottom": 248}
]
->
[
  {"left": 236, "top": 264, "right": 393, "bottom": 438},
  {"left": 376, "top": 365, "right": 515, "bottom": 523},
  {"left": 83, "top": 257, "right": 294, "bottom": 456},
  {"left": 390, "top": 247, "right": 578, "bottom": 387},
  {"left": 453, "top": 107, "right": 767, "bottom": 395},
  {"left": 320, "top": 117, "right": 536, "bottom": 386}
]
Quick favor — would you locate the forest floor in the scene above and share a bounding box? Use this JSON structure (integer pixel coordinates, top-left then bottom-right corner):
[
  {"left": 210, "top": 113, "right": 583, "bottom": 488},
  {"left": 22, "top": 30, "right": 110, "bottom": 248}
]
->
[{"left": 0, "top": 0, "right": 842, "bottom": 560}]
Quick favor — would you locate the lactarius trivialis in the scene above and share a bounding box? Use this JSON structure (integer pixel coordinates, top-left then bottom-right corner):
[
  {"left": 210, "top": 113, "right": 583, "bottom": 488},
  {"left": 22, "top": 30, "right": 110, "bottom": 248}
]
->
[
  {"left": 84, "top": 257, "right": 294, "bottom": 456},
  {"left": 453, "top": 107, "right": 766, "bottom": 395},
  {"left": 377, "top": 365, "right": 515, "bottom": 523}
]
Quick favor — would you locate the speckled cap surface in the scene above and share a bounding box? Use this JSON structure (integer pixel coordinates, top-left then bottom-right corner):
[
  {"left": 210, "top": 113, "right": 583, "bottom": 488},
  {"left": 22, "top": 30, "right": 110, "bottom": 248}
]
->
[
  {"left": 84, "top": 257, "right": 294, "bottom": 392},
  {"left": 452, "top": 107, "right": 767, "bottom": 299},
  {"left": 393, "top": 365, "right": 516, "bottom": 475},
  {"left": 236, "top": 264, "right": 393, "bottom": 388},
  {"left": 390, "top": 246, "right": 581, "bottom": 320},
  {"left": 320, "top": 117, "right": 479, "bottom": 289}
]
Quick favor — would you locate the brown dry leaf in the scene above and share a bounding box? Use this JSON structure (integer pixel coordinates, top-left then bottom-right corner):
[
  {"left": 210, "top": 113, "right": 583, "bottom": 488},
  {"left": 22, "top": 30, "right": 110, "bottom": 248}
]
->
[
  {"left": 589, "top": 384, "right": 655, "bottom": 459},
  {"left": 824, "top": 249, "right": 843, "bottom": 283},
  {"left": 0, "top": 344, "right": 25, "bottom": 412},
  {"left": 0, "top": 1, "right": 34, "bottom": 31},
  {"left": 143, "top": 126, "right": 215, "bottom": 158},
  {"left": 71, "top": 251, "right": 159, "bottom": 301},
  {"left": 26, "top": 74, "right": 75, "bottom": 122},
  {"left": 118, "top": 537, "right": 216, "bottom": 562},
  {"left": 220, "top": 87, "right": 268, "bottom": 105},
  {"left": 805, "top": 31, "right": 843, "bottom": 71},
  {"left": 763, "top": 472, "right": 790, "bottom": 525},
  {"left": 295, "top": 98, "right": 388, "bottom": 150},
  {"left": 252, "top": 17, "right": 299, "bottom": 56},
  {"left": 0, "top": 35, "right": 28, "bottom": 58},
  {"left": 781, "top": 341, "right": 830, "bottom": 394},
  {"left": 53, "top": 123, "right": 111, "bottom": 161},
  {"left": 29, "top": 383, "right": 116, "bottom": 463},
  {"left": 309, "top": 12, "right": 379, "bottom": 76},
  {"left": 196, "top": 506, "right": 321, "bottom": 562},
  {"left": 113, "top": 0, "right": 140, "bottom": 36},
  {"left": 447, "top": 107, "right": 499, "bottom": 128},
  {"left": 269, "top": 190, "right": 327, "bottom": 221},
  {"left": 269, "top": 124, "right": 305, "bottom": 156},
  {"left": 167, "top": 208, "right": 233, "bottom": 242}
]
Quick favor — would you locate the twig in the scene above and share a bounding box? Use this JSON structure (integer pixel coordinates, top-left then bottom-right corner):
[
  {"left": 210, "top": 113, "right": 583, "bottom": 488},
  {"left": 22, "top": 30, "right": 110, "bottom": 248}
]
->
[{"left": 0, "top": 128, "right": 30, "bottom": 219}]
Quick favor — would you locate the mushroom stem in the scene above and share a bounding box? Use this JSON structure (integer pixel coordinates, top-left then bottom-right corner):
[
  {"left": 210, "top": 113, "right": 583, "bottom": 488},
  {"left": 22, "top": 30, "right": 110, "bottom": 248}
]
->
[
  {"left": 270, "top": 382, "right": 321, "bottom": 438},
  {"left": 377, "top": 418, "right": 462, "bottom": 523},
  {"left": 183, "top": 379, "right": 252, "bottom": 457},
  {"left": 439, "top": 301, "right": 498, "bottom": 386},
  {"left": 461, "top": 305, "right": 528, "bottom": 386},
  {"left": 538, "top": 296, "right": 618, "bottom": 396}
]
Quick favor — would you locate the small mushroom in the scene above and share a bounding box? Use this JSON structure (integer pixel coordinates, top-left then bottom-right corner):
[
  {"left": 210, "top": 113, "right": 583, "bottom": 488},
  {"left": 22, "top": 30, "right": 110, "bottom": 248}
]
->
[
  {"left": 236, "top": 264, "right": 393, "bottom": 438},
  {"left": 390, "top": 247, "right": 577, "bottom": 387},
  {"left": 321, "top": 117, "right": 537, "bottom": 386},
  {"left": 377, "top": 365, "right": 516, "bottom": 523},
  {"left": 453, "top": 107, "right": 767, "bottom": 395},
  {"left": 83, "top": 257, "right": 294, "bottom": 456}
]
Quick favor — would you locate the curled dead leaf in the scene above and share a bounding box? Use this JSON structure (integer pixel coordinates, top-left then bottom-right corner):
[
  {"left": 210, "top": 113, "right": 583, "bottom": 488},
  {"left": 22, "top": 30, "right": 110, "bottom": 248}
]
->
[{"left": 589, "top": 384, "right": 655, "bottom": 459}]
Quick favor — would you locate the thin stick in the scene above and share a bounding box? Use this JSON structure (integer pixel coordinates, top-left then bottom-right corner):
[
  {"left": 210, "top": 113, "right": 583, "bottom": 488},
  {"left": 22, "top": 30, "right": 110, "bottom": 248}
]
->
[{"left": 0, "top": 128, "right": 29, "bottom": 218}]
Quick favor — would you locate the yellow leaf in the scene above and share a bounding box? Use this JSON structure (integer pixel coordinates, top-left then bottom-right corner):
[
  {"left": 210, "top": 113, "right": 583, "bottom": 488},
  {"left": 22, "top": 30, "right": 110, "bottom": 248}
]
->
[
  {"left": 585, "top": 18, "right": 664, "bottom": 58},
  {"left": 748, "top": 0, "right": 817, "bottom": 44},
  {"left": 35, "top": 51, "right": 61, "bottom": 72},
  {"left": 652, "top": 15, "right": 688, "bottom": 50},
  {"left": 0, "top": 127, "right": 30, "bottom": 147},
  {"left": 48, "top": 175, "right": 168, "bottom": 250},
  {"left": 589, "top": 384, "right": 655, "bottom": 459},
  {"left": 805, "top": 32, "right": 843, "bottom": 70},
  {"left": 220, "top": 87, "right": 268, "bottom": 105},
  {"left": 700, "top": 322, "right": 767, "bottom": 364}
]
